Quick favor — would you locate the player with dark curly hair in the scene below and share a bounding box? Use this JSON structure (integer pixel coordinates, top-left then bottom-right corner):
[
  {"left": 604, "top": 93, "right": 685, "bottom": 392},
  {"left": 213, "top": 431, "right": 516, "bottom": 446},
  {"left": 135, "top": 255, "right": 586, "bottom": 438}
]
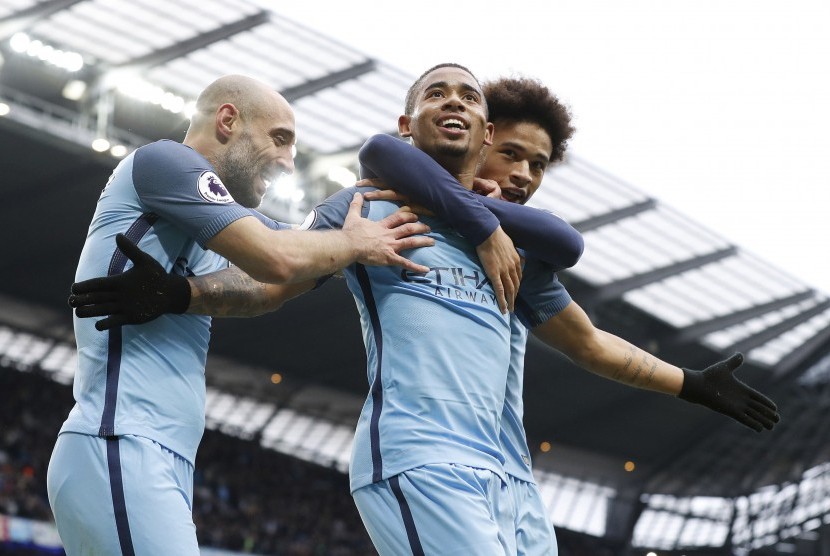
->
[
  {"left": 483, "top": 76, "right": 575, "bottom": 166},
  {"left": 464, "top": 76, "right": 778, "bottom": 555}
]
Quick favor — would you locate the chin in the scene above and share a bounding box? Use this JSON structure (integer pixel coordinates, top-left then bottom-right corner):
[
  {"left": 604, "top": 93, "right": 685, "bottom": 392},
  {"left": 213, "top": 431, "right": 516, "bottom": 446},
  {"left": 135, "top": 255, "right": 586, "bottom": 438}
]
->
[{"left": 435, "top": 143, "right": 468, "bottom": 158}]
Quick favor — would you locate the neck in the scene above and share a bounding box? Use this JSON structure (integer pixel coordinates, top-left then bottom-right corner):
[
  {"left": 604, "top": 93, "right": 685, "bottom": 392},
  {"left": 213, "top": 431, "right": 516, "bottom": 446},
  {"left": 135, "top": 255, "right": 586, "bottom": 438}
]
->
[
  {"left": 430, "top": 152, "right": 479, "bottom": 190},
  {"left": 183, "top": 133, "right": 217, "bottom": 166}
]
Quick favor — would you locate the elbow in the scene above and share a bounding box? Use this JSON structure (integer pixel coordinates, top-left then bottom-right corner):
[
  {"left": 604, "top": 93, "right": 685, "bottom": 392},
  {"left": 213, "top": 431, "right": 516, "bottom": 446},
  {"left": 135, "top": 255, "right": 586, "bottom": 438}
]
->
[
  {"left": 554, "top": 228, "right": 585, "bottom": 269},
  {"left": 557, "top": 231, "right": 585, "bottom": 270},
  {"left": 244, "top": 267, "right": 291, "bottom": 285},
  {"left": 240, "top": 254, "right": 297, "bottom": 285}
]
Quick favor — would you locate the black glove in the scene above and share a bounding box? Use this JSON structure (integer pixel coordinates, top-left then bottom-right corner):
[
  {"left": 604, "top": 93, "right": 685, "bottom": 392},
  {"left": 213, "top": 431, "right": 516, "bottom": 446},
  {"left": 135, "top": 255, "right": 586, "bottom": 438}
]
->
[
  {"left": 679, "top": 353, "right": 780, "bottom": 432},
  {"left": 68, "top": 233, "right": 191, "bottom": 331}
]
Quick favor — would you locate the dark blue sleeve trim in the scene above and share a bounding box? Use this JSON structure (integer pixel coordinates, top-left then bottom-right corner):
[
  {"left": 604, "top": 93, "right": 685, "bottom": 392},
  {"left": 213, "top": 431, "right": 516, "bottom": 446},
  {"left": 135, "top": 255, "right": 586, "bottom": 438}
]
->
[
  {"left": 516, "top": 288, "right": 573, "bottom": 328},
  {"left": 248, "top": 209, "right": 290, "bottom": 231}
]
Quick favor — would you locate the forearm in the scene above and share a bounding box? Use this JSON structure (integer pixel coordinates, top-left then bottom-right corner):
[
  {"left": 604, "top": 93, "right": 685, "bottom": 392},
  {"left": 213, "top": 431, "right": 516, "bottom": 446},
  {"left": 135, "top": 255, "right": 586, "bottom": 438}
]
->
[
  {"left": 207, "top": 218, "right": 359, "bottom": 285},
  {"left": 571, "top": 330, "right": 684, "bottom": 395},
  {"left": 188, "top": 266, "right": 314, "bottom": 317},
  {"left": 532, "top": 302, "right": 683, "bottom": 395},
  {"left": 479, "top": 198, "right": 583, "bottom": 269},
  {"left": 359, "top": 134, "right": 499, "bottom": 245}
]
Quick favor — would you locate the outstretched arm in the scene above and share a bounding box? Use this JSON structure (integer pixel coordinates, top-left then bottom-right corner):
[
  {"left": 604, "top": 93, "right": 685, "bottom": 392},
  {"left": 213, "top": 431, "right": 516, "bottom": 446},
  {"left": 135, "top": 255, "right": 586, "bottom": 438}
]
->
[
  {"left": 359, "top": 134, "right": 584, "bottom": 270},
  {"left": 533, "top": 301, "right": 779, "bottom": 431}
]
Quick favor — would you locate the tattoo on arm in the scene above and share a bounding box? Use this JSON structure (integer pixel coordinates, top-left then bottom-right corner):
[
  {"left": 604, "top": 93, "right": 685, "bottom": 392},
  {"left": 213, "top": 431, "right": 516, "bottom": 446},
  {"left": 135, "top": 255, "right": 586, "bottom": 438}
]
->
[
  {"left": 643, "top": 360, "right": 657, "bottom": 387},
  {"left": 616, "top": 348, "right": 635, "bottom": 381},
  {"left": 630, "top": 353, "right": 645, "bottom": 384},
  {"left": 189, "top": 267, "right": 273, "bottom": 317},
  {"left": 615, "top": 347, "right": 657, "bottom": 387}
]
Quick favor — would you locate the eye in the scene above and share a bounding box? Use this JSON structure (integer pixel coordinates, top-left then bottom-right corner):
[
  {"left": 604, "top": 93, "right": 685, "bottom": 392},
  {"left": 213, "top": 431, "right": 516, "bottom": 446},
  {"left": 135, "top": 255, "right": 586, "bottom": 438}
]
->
[
  {"left": 427, "top": 90, "right": 444, "bottom": 99},
  {"left": 501, "top": 149, "right": 517, "bottom": 160},
  {"left": 531, "top": 161, "right": 547, "bottom": 172},
  {"left": 463, "top": 92, "right": 479, "bottom": 102}
]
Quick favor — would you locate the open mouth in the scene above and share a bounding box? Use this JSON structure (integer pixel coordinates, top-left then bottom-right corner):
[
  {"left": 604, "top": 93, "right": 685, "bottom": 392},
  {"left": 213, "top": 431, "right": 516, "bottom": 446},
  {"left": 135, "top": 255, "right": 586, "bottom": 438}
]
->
[
  {"left": 260, "top": 169, "right": 281, "bottom": 190},
  {"left": 437, "top": 116, "right": 468, "bottom": 131},
  {"left": 501, "top": 188, "right": 526, "bottom": 204}
]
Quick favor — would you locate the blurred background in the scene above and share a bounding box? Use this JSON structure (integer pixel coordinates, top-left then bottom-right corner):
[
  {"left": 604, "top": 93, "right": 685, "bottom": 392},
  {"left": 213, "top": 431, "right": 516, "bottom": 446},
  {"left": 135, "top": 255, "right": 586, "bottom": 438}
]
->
[{"left": 0, "top": 1, "right": 828, "bottom": 554}]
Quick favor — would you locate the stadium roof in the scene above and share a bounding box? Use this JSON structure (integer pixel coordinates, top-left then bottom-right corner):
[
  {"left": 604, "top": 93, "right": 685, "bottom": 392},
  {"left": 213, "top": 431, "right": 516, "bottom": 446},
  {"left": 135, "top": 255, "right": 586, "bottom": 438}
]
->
[{"left": 0, "top": 1, "right": 827, "bottom": 553}]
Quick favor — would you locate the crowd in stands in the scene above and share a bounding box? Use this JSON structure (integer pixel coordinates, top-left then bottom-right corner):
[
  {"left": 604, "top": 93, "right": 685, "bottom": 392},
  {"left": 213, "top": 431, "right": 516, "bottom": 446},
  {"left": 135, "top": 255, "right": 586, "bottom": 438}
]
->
[
  {"left": 1, "top": 366, "right": 612, "bottom": 555},
  {"left": 0, "top": 367, "right": 374, "bottom": 555}
]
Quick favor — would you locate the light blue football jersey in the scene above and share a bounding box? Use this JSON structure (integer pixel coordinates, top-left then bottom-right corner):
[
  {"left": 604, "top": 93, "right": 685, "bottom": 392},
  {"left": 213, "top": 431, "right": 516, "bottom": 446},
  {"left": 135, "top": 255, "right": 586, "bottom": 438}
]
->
[
  {"left": 504, "top": 266, "right": 572, "bottom": 482},
  {"left": 62, "top": 140, "right": 283, "bottom": 464},
  {"left": 307, "top": 186, "right": 517, "bottom": 491}
]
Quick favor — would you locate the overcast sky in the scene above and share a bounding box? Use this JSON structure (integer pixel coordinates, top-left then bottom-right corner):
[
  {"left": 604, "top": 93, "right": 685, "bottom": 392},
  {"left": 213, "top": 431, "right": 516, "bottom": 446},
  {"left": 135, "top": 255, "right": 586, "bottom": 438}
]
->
[{"left": 273, "top": 0, "right": 830, "bottom": 294}]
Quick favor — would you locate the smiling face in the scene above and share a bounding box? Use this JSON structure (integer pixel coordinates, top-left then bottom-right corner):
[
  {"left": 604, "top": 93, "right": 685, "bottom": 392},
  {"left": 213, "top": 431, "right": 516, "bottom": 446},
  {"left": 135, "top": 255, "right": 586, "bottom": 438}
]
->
[
  {"left": 398, "top": 66, "right": 493, "bottom": 182},
  {"left": 214, "top": 92, "right": 296, "bottom": 208},
  {"left": 479, "top": 120, "right": 553, "bottom": 204}
]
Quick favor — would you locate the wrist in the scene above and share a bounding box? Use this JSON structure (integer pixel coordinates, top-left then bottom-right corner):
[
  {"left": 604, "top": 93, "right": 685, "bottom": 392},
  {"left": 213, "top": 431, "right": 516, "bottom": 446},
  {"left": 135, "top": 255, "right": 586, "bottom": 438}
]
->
[
  {"left": 168, "top": 274, "right": 192, "bottom": 314},
  {"left": 678, "top": 367, "right": 704, "bottom": 402},
  {"left": 341, "top": 228, "right": 366, "bottom": 264}
]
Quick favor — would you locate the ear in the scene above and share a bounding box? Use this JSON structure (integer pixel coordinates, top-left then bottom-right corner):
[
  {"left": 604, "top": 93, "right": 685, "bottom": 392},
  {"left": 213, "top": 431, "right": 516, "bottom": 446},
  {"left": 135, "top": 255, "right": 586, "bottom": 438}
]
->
[
  {"left": 215, "top": 103, "right": 239, "bottom": 142},
  {"left": 398, "top": 114, "right": 412, "bottom": 138},
  {"left": 482, "top": 121, "right": 495, "bottom": 147}
]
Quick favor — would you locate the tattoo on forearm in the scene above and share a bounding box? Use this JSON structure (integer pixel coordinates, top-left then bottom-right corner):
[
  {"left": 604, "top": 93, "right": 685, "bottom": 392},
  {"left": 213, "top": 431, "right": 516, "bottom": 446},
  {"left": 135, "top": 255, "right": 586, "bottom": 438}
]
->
[
  {"left": 630, "top": 353, "right": 645, "bottom": 384},
  {"left": 616, "top": 349, "right": 634, "bottom": 381},
  {"left": 643, "top": 360, "right": 657, "bottom": 387},
  {"left": 615, "top": 347, "right": 656, "bottom": 387},
  {"left": 189, "top": 268, "right": 271, "bottom": 317}
]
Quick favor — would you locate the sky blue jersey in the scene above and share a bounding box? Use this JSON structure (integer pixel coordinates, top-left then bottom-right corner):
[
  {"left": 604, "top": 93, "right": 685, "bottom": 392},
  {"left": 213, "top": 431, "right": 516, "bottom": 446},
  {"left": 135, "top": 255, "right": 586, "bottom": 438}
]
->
[
  {"left": 62, "top": 140, "right": 283, "bottom": 464},
  {"left": 307, "top": 187, "right": 514, "bottom": 491},
  {"left": 305, "top": 187, "right": 573, "bottom": 493},
  {"left": 357, "top": 134, "right": 581, "bottom": 484},
  {"left": 505, "top": 267, "right": 572, "bottom": 482}
]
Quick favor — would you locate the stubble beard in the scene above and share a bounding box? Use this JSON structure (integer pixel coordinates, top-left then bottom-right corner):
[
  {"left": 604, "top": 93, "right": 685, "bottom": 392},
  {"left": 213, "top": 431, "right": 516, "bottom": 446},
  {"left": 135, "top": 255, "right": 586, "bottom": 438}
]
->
[
  {"left": 213, "top": 131, "right": 261, "bottom": 209},
  {"left": 431, "top": 136, "right": 476, "bottom": 175}
]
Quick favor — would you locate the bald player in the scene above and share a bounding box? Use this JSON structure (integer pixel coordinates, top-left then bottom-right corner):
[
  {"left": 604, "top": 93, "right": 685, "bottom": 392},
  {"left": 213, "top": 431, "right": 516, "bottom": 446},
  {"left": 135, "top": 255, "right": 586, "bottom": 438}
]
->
[{"left": 47, "top": 74, "right": 435, "bottom": 556}]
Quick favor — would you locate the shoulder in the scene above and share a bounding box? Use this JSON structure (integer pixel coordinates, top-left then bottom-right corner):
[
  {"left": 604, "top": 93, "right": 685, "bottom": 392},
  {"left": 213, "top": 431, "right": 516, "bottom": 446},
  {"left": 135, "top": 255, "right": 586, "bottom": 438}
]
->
[
  {"left": 133, "top": 140, "right": 213, "bottom": 183},
  {"left": 135, "top": 140, "right": 203, "bottom": 167},
  {"left": 299, "top": 187, "right": 358, "bottom": 230},
  {"left": 133, "top": 140, "right": 226, "bottom": 199}
]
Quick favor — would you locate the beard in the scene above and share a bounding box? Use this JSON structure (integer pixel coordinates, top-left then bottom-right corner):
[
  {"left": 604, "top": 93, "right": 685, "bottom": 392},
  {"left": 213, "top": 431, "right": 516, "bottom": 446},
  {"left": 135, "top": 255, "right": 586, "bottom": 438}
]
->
[
  {"left": 434, "top": 140, "right": 469, "bottom": 158},
  {"left": 213, "top": 131, "right": 261, "bottom": 208}
]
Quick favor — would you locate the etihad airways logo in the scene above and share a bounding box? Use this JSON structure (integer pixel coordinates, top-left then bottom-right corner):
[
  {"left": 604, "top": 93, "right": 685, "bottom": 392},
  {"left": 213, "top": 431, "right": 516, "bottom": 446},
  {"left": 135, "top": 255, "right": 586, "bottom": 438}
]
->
[{"left": 401, "top": 266, "right": 497, "bottom": 306}]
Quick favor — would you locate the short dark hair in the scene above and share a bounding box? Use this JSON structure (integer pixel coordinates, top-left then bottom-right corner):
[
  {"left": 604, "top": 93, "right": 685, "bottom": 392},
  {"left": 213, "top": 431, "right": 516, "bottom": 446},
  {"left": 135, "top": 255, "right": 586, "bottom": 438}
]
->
[
  {"left": 482, "top": 77, "right": 574, "bottom": 165},
  {"left": 404, "top": 63, "right": 486, "bottom": 117}
]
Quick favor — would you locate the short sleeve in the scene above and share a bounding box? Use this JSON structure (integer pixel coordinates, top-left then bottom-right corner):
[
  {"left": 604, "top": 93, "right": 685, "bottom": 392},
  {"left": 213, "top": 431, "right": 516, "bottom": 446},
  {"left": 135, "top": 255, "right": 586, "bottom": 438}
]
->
[
  {"left": 515, "top": 258, "right": 573, "bottom": 328},
  {"left": 132, "top": 141, "right": 257, "bottom": 247}
]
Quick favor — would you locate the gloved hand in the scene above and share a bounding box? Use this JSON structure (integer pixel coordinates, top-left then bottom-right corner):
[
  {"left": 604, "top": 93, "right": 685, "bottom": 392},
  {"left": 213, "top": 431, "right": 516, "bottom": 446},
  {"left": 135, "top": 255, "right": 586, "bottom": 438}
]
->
[
  {"left": 68, "top": 233, "right": 191, "bottom": 331},
  {"left": 679, "top": 353, "right": 780, "bottom": 432}
]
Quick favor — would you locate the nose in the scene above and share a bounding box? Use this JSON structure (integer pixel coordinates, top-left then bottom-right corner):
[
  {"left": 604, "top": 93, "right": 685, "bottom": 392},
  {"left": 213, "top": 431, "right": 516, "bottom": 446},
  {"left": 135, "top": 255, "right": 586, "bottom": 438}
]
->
[
  {"left": 441, "top": 91, "right": 466, "bottom": 111},
  {"left": 511, "top": 161, "right": 532, "bottom": 187},
  {"left": 277, "top": 152, "right": 295, "bottom": 175}
]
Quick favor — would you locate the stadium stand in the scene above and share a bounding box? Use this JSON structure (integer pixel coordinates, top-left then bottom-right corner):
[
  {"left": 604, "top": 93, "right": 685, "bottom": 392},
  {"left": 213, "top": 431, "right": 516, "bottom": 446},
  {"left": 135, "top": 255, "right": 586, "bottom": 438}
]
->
[{"left": 0, "top": 1, "right": 829, "bottom": 554}]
